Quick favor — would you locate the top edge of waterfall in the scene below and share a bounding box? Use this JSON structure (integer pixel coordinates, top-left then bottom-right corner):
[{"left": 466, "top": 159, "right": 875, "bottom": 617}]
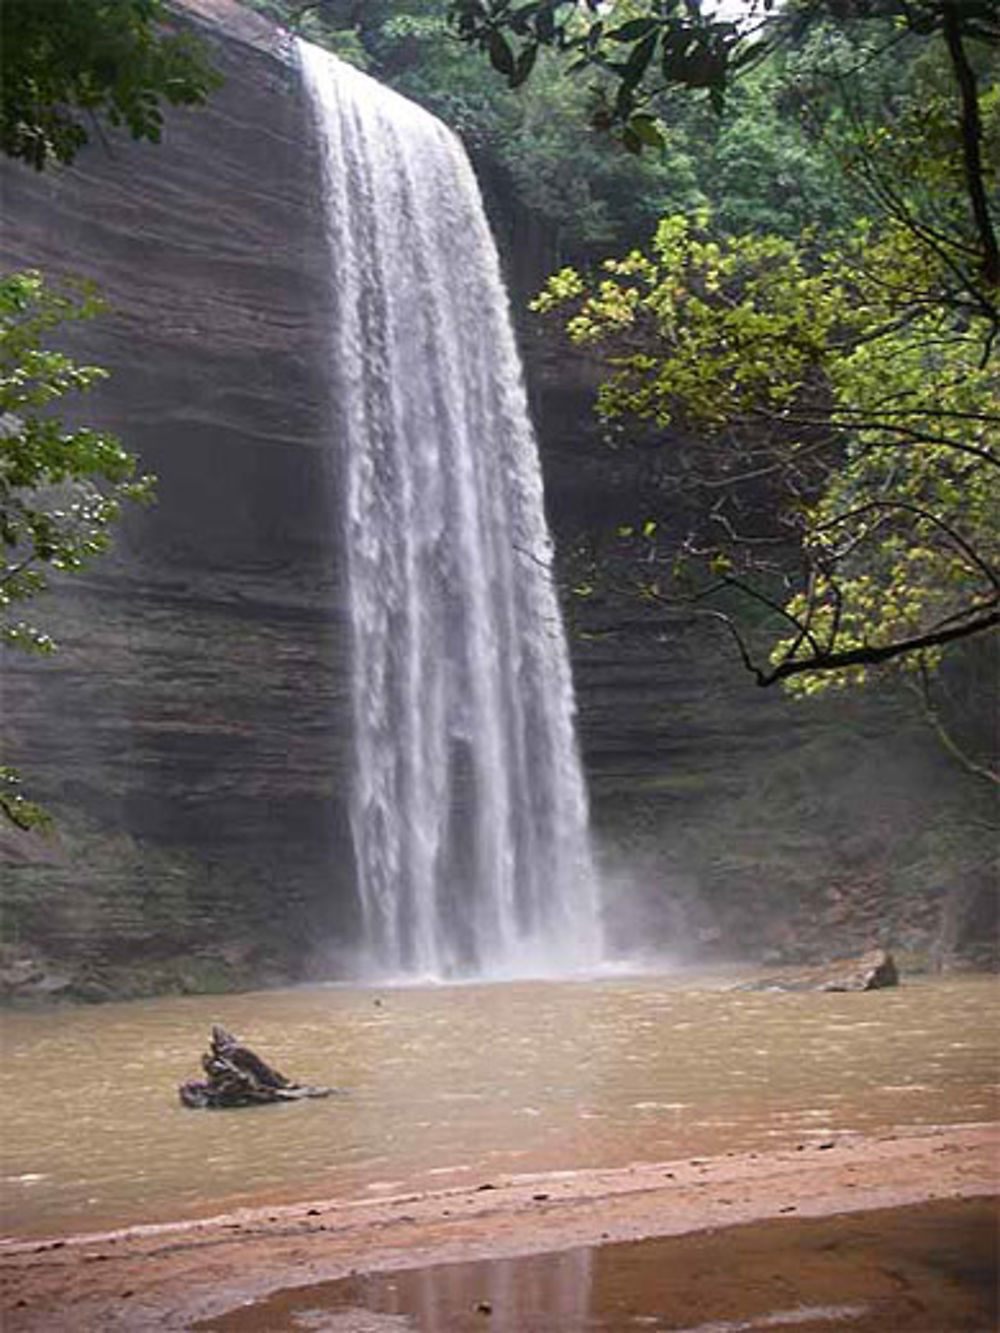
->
[{"left": 295, "top": 37, "right": 463, "bottom": 148}]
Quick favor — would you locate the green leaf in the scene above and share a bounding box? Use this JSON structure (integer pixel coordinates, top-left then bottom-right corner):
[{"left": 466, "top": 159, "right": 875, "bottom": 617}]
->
[
  {"left": 621, "top": 31, "right": 658, "bottom": 88},
  {"left": 510, "top": 42, "right": 538, "bottom": 89},
  {"left": 627, "top": 113, "right": 664, "bottom": 150},
  {"left": 488, "top": 28, "right": 516, "bottom": 77},
  {"left": 607, "top": 18, "right": 658, "bottom": 43}
]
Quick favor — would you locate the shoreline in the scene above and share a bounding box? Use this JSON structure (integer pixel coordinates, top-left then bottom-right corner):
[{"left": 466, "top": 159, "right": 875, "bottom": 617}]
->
[{"left": 2, "top": 1121, "right": 997, "bottom": 1330}]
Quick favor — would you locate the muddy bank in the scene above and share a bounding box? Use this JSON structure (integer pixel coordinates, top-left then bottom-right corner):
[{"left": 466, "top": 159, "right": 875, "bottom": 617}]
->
[{"left": 1, "top": 1123, "right": 996, "bottom": 1331}]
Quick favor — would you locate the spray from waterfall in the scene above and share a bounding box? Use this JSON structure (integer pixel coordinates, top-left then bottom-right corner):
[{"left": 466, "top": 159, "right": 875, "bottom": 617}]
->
[{"left": 299, "top": 41, "right": 603, "bottom": 980}]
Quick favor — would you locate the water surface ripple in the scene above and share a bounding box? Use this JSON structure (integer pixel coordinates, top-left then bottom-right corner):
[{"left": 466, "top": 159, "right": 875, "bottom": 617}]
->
[{"left": 1, "top": 973, "right": 996, "bottom": 1238}]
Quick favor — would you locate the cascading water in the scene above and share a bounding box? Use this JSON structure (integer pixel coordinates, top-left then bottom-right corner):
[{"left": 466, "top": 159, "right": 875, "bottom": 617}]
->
[{"left": 299, "top": 41, "right": 603, "bottom": 980}]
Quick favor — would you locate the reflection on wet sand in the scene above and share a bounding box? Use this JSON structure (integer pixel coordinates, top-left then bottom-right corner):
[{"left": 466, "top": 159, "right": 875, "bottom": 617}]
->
[{"left": 196, "top": 1197, "right": 998, "bottom": 1333}]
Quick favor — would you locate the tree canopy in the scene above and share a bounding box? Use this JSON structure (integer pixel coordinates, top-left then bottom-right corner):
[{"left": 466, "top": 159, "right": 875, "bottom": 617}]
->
[
  {"left": 250, "top": 0, "right": 865, "bottom": 260},
  {"left": 448, "top": 2, "right": 1000, "bottom": 153},
  {"left": 442, "top": 1, "right": 997, "bottom": 729},
  {"left": 0, "top": 0, "right": 221, "bottom": 169}
]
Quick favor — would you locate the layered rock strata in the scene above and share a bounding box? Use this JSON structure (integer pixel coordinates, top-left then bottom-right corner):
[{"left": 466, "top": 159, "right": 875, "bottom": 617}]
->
[{"left": 1, "top": 2, "right": 358, "bottom": 995}]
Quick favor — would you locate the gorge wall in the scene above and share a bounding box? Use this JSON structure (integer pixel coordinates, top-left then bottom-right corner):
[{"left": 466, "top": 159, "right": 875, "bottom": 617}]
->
[
  {"left": 1, "top": 2, "right": 361, "bottom": 996},
  {"left": 1, "top": 0, "right": 994, "bottom": 1000}
]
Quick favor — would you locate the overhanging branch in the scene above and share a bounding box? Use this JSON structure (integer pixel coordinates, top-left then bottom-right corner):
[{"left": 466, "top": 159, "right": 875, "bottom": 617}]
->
[{"left": 758, "top": 605, "right": 1000, "bottom": 687}]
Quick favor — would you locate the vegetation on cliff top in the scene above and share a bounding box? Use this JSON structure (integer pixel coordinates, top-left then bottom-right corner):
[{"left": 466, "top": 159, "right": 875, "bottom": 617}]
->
[{"left": 243, "top": 0, "right": 860, "bottom": 254}]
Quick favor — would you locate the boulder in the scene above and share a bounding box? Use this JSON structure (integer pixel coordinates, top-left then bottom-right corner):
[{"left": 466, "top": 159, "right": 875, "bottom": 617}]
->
[
  {"left": 739, "top": 948, "right": 900, "bottom": 993},
  {"left": 820, "top": 948, "right": 899, "bottom": 992},
  {"left": 0, "top": 952, "right": 74, "bottom": 1000}
]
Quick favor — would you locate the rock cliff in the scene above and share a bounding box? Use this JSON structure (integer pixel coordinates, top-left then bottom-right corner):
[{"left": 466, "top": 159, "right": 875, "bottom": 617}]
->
[
  {"left": 1, "top": 2, "right": 360, "bottom": 996},
  {"left": 1, "top": 0, "right": 994, "bottom": 1000}
]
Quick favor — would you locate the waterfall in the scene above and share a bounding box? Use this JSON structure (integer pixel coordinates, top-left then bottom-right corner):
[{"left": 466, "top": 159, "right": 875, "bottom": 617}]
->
[{"left": 299, "top": 41, "right": 603, "bottom": 980}]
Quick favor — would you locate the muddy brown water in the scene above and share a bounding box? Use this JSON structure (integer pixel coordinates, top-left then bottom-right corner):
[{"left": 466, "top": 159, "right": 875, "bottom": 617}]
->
[
  {"left": 194, "top": 1197, "right": 998, "bottom": 1333},
  {"left": 2, "top": 972, "right": 997, "bottom": 1239}
]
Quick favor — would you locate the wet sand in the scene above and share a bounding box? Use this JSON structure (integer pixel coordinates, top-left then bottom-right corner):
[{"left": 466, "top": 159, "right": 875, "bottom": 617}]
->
[
  {"left": 196, "top": 1196, "right": 997, "bottom": 1332},
  {"left": 1, "top": 1122, "right": 996, "bottom": 1331}
]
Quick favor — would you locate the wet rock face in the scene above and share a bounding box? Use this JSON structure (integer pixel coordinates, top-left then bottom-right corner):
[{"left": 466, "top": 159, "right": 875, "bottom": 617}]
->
[{"left": 0, "top": 4, "right": 361, "bottom": 986}]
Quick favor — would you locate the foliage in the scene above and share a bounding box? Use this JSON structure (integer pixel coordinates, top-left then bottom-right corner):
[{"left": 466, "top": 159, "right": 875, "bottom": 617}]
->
[
  {"left": 706, "top": 62, "right": 855, "bottom": 236},
  {"left": 447, "top": 1, "right": 1000, "bottom": 141},
  {"left": 450, "top": 0, "right": 756, "bottom": 140},
  {"left": 530, "top": 14, "right": 999, "bottom": 713},
  {"left": 0, "top": 764, "right": 50, "bottom": 833},
  {"left": 247, "top": 0, "right": 865, "bottom": 263},
  {"left": 247, "top": 0, "right": 708, "bottom": 253},
  {"left": 0, "top": 272, "right": 152, "bottom": 650},
  {"left": 239, "top": 0, "right": 374, "bottom": 64},
  {"left": 0, "top": 0, "right": 221, "bottom": 170},
  {"left": 0, "top": 271, "right": 154, "bottom": 826}
]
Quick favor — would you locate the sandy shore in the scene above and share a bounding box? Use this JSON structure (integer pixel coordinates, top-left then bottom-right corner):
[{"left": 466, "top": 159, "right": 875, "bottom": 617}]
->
[{"left": 1, "top": 1122, "right": 996, "bottom": 1331}]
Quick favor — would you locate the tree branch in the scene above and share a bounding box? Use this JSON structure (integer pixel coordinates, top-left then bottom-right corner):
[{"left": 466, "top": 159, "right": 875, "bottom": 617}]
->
[
  {"left": 812, "top": 498, "right": 1000, "bottom": 591},
  {"left": 942, "top": 2, "right": 1000, "bottom": 288},
  {"left": 759, "top": 605, "right": 1000, "bottom": 687},
  {"left": 907, "top": 661, "right": 999, "bottom": 787}
]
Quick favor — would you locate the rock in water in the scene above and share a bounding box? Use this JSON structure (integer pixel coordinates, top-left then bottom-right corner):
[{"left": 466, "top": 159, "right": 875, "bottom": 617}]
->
[
  {"left": 179, "top": 1026, "right": 337, "bottom": 1109},
  {"left": 820, "top": 948, "right": 899, "bottom": 992},
  {"left": 738, "top": 949, "right": 900, "bottom": 993}
]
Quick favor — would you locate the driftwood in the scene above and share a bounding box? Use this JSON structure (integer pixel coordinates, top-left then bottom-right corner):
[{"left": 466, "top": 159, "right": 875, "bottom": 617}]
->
[{"left": 179, "top": 1025, "right": 337, "bottom": 1109}]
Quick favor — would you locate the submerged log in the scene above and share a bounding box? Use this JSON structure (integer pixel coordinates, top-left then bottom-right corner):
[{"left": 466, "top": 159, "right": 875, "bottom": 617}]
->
[{"left": 179, "top": 1026, "right": 337, "bottom": 1109}]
